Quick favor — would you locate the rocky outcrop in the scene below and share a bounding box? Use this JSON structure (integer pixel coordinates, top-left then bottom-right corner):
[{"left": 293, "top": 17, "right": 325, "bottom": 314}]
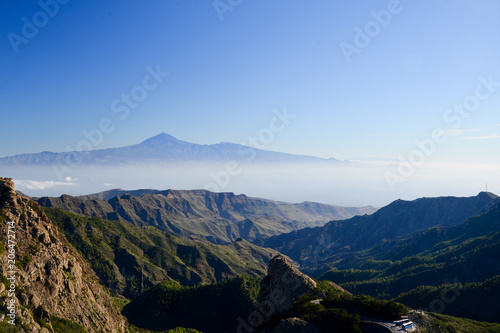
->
[
  {"left": 0, "top": 178, "right": 126, "bottom": 332},
  {"left": 273, "top": 318, "right": 320, "bottom": 333},
  {"left": 257, "top": 255, "right": 316, "bottom": 322}
]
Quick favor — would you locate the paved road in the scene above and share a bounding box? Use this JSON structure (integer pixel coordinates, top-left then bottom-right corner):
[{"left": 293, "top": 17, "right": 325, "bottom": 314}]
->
[{"left": 362, "top": 319, "right": 398, "bottom": 333}]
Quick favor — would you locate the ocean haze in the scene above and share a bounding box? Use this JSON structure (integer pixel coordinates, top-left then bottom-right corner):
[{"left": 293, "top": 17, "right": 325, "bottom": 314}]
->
[
  {"left": 2, "top": 162, "right": 497, "bottom": 207},
  {"left": 0, "top": 134, "right": 497, "bottom": 207}
]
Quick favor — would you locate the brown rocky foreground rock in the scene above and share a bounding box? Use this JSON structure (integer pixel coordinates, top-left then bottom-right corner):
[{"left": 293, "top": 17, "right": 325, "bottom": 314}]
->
[
  {"left": 257, "top": 255, "right": 317, "bottom": 322},
  {"left": 0, "top": 177, "right": 126, "bottom": 332},
  {"left": 273, "top": 317, "right": 320, "bottom": 333}
]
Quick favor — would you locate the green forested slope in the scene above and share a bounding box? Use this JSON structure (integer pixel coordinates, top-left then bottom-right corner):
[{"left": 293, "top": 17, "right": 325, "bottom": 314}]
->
[
  {"left": 43, "top": 207, "right": 281, "bottom": 298},
  {"left": 319, "top": 203, "right": 500, "bottom": 323}
]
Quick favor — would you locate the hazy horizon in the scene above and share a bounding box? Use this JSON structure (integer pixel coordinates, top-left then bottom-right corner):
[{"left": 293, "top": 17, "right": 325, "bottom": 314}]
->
[{"left": 3, "top": 160, "right": 497, "bottom": 208}]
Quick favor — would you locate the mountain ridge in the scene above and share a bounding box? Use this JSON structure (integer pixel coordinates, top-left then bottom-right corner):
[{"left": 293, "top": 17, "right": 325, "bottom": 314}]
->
[
  {"left": 36, "top": 188, "right": 377, "bottom": 244},
  {"left": 262, "top": 191, "right": 500, "bottom": 271}
]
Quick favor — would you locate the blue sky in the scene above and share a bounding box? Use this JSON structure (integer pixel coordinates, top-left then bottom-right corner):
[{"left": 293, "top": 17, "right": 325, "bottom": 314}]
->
[{"left": 1, "top": 0, "right": 499, "bottom": 202}]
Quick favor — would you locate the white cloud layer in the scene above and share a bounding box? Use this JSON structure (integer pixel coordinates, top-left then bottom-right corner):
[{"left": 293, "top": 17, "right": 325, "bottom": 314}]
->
[
  {"left": 15, "top": 180, "right": 78, "bottom": 191},
  {"left": 465, "top": 135, "right": 500, "bottom": 140},
  {"left": 442, "top": 128, "right": 486, "bottom": 136}
]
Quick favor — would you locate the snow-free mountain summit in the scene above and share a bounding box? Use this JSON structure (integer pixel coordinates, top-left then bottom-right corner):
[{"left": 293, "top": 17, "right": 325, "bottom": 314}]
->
[{"left": 0, "top": 133, "right": 339, "bottom": 166}]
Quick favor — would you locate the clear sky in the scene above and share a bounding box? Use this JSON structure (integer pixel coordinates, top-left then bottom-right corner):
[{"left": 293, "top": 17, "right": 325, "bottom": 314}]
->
[{"left": 1, "top": 0, "right": 499, "bottom": 203}]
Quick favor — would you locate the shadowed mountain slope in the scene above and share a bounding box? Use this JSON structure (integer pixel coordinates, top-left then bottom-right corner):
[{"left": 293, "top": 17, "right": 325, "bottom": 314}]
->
[
  {"left": 123, "top": 254, "right": 499, "bottom": 332},
  {"left": 318, "top": 202, "right": 500, "bottom": 323},
  {"left": 262, "top": 192, "right": 499, "bottom": 270}
]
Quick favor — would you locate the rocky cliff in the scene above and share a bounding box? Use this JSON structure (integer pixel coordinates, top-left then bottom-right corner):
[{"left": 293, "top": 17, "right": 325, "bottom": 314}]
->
[
  {"left": 0, "top": 178, "right": 126, "bottom": 332},
  {"left": 256, "top": 255, "right": 317, "bottom": 330}
]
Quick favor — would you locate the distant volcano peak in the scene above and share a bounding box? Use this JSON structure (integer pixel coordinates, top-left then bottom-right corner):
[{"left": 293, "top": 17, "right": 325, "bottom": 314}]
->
[
  {"left": 0, "top": 132, "right": 337, "bottom": 166},
  {"left": 139, "top": 133, "right": 189, "bottom": 146}
]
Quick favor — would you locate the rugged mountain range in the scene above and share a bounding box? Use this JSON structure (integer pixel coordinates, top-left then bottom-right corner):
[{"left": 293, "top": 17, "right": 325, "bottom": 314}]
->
[
  {"left": 319, "top": 202, "right": 500, "bottom": 323},
  {"left": 0, "top": 133, "right": 339, "bottom": 166},
  {"left": 36, "top": 189, "right": 377, "bottom": 244},
  {"left": 1, "top": 177, "right": 499, "bottom": 332},
  {"left": 262, "top": 192, "right": 499, "bottom": 271},
  {"left": 256, "top": 191, "right": 500, "bottom": 323}
]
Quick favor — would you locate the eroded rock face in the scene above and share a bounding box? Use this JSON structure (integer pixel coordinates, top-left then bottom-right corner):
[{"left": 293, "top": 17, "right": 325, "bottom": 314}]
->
[
  {"left": 0, "top": 177, "right": 126, "bottom": 332},
  {"left": 273, "top": 318, "right": 320, "bottom": 333},
  {"left": 257, "top": 255, "right": 316, "bottom": 322}
]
